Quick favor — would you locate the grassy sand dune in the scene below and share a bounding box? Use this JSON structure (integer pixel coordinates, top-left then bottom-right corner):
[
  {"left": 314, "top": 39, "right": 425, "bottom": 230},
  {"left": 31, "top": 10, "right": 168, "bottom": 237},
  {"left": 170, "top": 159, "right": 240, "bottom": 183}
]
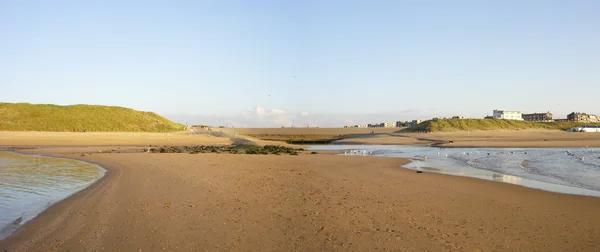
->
[
  {"left": 0, "top": 103, "right": 184, "bottom": 132},
  {"left": 407, "top": 118, "right": 597, "bottom": 132}
]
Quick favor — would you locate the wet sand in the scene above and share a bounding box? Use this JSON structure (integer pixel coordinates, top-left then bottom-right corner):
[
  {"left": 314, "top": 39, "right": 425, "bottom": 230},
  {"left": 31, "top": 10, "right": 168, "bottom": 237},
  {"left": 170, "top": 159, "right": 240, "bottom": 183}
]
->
[
  {"left": 2, "top": 147, "right": 600, "bottom": 251},
  {"left": 334, "top": 130, "right": 600, "bottom": 148},
  {"left": 332, "top": 136, "right": 429, "bottom": 145}
]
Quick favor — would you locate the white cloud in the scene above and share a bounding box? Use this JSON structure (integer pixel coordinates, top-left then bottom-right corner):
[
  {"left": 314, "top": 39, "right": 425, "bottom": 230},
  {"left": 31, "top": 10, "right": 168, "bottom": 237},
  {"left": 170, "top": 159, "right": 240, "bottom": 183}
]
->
[
  {"left": 271, "top": 109, "right": 287, "bottom": 115},
  {"left": 255, "top": 107, "right": 267, "bottom": 118},
  {"left": 300, "top": 112, "right": 309, "bottom": 117},
  {"left": 253, "top": 107, "right": 294, "bottom": 127}
]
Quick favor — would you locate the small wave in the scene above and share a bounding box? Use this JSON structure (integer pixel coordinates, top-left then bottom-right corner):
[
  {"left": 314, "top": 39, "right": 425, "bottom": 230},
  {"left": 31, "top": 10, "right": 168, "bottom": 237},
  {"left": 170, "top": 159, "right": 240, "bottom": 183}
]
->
[
  {"left": 466, "top": 158, "right": 483, "bottom": 169},
  {"left": 518, "top": 160, "right": 535, "bottom": 174},
  {"left": 574, "top": 158, "right": 600, "bottom": 170},
  {"left": 520, "top": 160, "right": 599, "bottom": 191}
]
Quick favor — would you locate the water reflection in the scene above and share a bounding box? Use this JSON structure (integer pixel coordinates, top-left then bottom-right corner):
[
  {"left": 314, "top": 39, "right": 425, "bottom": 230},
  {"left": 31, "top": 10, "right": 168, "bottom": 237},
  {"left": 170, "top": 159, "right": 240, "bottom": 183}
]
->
[
  {"left": 0, "top": 152, "right": 105, "bottom": 240},
  {"left": 492, "top": 174, "right": 522, "bottom": 185}
]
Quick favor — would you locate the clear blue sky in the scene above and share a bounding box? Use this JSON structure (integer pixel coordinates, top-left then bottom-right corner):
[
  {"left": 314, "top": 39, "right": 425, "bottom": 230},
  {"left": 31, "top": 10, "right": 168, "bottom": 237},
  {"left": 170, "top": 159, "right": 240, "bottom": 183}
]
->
[{"left": 1, "top": 1, "right": 599, "bottom": 127}]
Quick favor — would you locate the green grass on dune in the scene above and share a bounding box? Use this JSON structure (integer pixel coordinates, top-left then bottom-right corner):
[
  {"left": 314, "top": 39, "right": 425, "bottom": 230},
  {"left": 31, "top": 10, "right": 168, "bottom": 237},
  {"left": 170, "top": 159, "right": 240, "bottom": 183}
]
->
[
  {"left": 405, "top": 118, "right": 599, "bottom": 132},
  {"left": 0, "top": 103, "right": 185, "bottom": 132}
]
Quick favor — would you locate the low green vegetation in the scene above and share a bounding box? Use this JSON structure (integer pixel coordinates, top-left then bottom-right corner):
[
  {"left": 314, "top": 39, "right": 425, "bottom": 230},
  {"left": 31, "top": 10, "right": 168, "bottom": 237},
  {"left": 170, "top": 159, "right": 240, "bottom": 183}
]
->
[
  {"left": 0, "top": 102, "right": 184, "bottom": 132},
  {"left": 148, "top": 145, "right": 303, "bottom": 155},
  {"left": 405, "top": 118, "right": 600, "bottom": 132}
]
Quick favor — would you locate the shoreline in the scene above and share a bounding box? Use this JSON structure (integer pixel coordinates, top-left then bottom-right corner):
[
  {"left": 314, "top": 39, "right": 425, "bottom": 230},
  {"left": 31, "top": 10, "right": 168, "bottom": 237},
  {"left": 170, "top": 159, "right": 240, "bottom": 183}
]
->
[
  {"left": 0, "top": 150, "right": 112, "bottom": 243},
  {"left": 313, "top": 145, "right": 600, "bottom": 198},
  {"left": 2, "top": 147, "right": 600, "bottom": 251}
]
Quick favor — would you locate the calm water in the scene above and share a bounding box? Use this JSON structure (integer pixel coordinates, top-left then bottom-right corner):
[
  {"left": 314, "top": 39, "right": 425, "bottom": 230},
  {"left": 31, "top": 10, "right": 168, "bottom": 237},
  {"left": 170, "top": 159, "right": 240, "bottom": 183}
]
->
[
  {"left": 0, "top": 152, "right": 105, "bottom": 240},
  {"left": 309, "top": 145, "right": 600, "bottom": 197}
]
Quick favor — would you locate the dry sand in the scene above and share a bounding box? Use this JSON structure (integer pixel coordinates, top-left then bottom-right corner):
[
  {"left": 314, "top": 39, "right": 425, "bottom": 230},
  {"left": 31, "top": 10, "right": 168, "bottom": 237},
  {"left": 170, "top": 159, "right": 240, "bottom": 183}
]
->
[
  {"left": 219, "top": 127, "right": 399, "bottom": 142},
  {"left": 0, "top": 131, "right": 231, "bottom": 146},
  {"left": 418, "top": 130, "right": 600, "bottom": 148},
  {"left": 220, "top": 127, "right": 399, "bottom": 136},
  {"left": 2, "top": 147, "right": 600, "bottom": 251},
  {"left": 332, "top": 135, "right": 429, "bottom": 145}
]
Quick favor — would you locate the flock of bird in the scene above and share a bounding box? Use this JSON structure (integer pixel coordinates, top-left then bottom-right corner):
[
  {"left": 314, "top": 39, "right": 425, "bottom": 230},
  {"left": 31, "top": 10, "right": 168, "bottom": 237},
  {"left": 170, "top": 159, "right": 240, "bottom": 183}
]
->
[
  {"left": 343, "top": 147, "right": 600, "bottom": 161},
  {"left": 343, "top": 150, "right": 373, "bottom": 156},
  {"left": 565, "top": 150, "right": 591, "bottom": 161}
]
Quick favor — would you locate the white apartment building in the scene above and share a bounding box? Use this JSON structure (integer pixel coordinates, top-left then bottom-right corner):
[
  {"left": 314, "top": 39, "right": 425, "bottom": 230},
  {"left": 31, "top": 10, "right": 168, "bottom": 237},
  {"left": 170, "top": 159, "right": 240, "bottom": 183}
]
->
[{"left": 493, "top": 110, "right": 523, "bottom": 120}]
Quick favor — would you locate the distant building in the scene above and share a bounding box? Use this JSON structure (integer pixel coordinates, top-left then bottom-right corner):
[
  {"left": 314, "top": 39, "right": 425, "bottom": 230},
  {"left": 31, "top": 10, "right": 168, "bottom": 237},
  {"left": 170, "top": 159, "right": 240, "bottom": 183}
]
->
[
  {"left": 493, "top": 110, "right": 523, "bottom": 120},
  {"left": 395, "top": 121, "right": 407, "bottom": 127},
  {"left": 406, "top": 120, "right": 423, "bottom": 128},
  {"left": 567, "top": 112, "right": 599, "bottom": 123},
  {"left": 368, "top": 123, "right": 385, "bottom": 128},
  {"left": 452, "top": 116, "right": 466, "bottom": 119},
  {"left": 522, "top": 112, "right": 553, "bottom": 122}
]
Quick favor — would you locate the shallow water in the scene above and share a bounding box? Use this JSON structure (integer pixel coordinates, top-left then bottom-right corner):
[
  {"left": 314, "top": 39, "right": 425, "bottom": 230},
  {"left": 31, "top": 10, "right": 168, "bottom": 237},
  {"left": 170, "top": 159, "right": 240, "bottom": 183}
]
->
[
  {"left": 0, "top": 152, "right": 105, "bottom": 240},
  {"left": 309, "top": 145, "right": 600, "bottom": 197}
]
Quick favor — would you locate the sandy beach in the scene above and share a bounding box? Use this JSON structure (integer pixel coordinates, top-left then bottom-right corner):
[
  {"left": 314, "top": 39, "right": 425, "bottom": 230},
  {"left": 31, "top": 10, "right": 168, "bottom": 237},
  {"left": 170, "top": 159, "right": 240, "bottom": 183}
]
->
[
  {"left": 4, "top": 0, "right": 599, "bottom": 250},
  {"left": 4, "top": 129, "right": 600, "bottom": 148},
  {"left": 1, "top": 147, "right": 600, "bottom": 251}
]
